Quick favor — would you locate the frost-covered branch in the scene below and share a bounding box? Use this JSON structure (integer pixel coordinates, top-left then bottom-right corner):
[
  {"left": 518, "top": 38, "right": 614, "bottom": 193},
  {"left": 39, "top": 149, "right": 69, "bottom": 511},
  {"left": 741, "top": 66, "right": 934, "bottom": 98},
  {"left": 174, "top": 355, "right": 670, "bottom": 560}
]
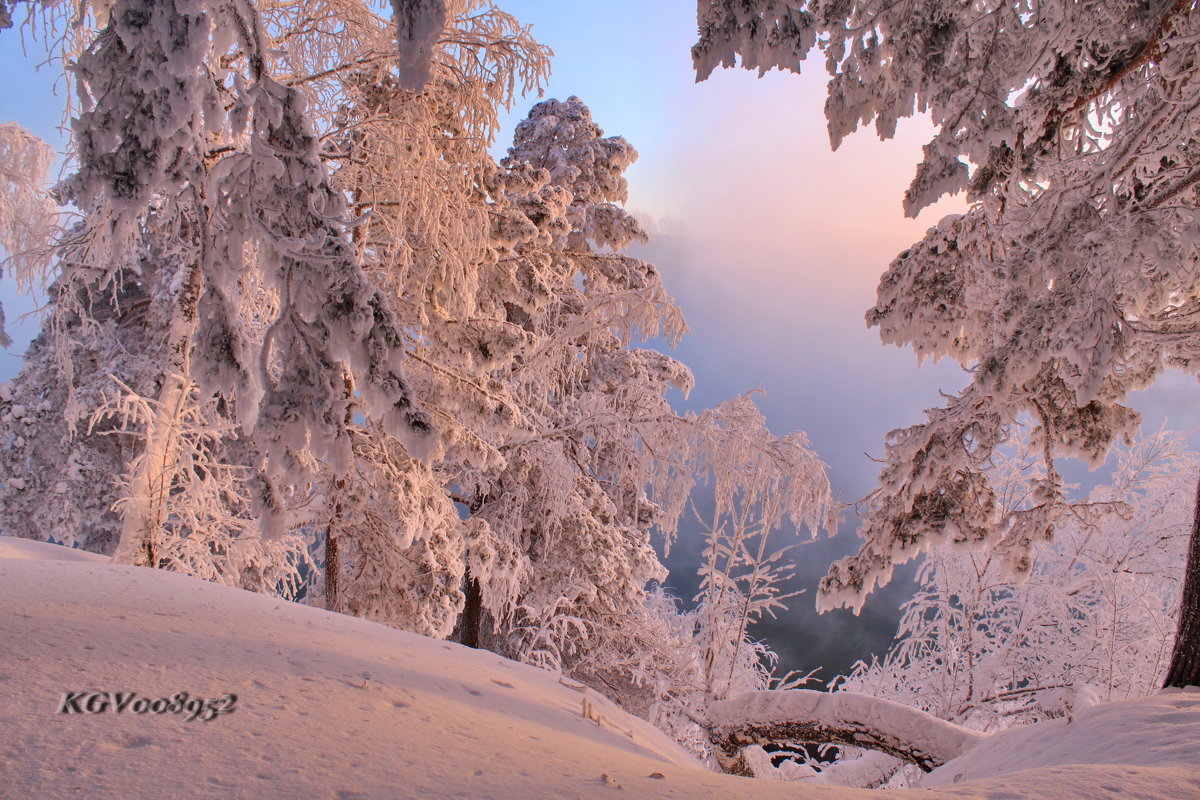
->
[
  {"left": 692, "top": 8, "right": 1200, "bottom": 689},
  {"left": 0, "top": 122, "right": 56, "bottom": 307},
  {"left": 841, "top": 433, "right": 1195, "bottom": 744}
]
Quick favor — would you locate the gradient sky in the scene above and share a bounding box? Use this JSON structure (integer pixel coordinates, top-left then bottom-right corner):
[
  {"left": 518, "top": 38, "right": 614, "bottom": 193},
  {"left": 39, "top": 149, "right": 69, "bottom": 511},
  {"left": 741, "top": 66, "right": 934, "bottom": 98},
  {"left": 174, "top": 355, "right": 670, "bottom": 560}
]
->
[
  {"left": 3, "top": 1, "right": 1199, "bottom": 680},
  {"left": 487, "top": 0, "right": 974, "bottom": 678},
  {"left": 483, "top": 0, "right": 1200, "bottom": 676}
]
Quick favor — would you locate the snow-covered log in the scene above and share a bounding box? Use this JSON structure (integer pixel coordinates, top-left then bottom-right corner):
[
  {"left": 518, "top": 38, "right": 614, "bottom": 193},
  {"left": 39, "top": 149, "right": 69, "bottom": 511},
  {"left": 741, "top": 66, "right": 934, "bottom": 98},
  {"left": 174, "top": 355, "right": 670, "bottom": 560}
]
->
[
  {"left": 804, "top": 750, "right": 901, "bottom": 788},
  {"left": 706, "top": 689, "right": 986, "bottom": 776}
]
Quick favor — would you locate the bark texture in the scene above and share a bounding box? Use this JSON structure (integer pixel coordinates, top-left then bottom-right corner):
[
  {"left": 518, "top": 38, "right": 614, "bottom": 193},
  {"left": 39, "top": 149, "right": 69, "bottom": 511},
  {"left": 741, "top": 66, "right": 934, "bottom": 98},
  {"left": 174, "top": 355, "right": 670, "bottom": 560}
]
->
[
  {"left": 325, "top": 530, "right": 340, "bottom": 613},
  {"left": 1165, "top": 474, "right": 1200, "bottom": 687},
  {"left": 456, "top": 570, "right": 483, "bottom": 649}
]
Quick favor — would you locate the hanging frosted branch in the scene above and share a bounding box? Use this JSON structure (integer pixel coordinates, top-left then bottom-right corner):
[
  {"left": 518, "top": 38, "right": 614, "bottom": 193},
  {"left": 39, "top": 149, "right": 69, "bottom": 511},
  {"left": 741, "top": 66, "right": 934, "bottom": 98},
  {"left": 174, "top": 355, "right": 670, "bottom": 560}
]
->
[
  {"left": 0, "top": 122, "right": 57, "bottom": 308},
  {"left": 835, "top": 432, "right": 1194, "bottom": 787}
]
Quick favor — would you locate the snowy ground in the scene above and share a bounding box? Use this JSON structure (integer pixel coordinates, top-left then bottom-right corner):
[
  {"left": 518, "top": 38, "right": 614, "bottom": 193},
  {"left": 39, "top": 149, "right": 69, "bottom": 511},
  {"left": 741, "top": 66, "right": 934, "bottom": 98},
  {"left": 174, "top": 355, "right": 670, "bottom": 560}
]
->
[{"left": 2, "top": 536, "right": 1198, "bottom": 800}]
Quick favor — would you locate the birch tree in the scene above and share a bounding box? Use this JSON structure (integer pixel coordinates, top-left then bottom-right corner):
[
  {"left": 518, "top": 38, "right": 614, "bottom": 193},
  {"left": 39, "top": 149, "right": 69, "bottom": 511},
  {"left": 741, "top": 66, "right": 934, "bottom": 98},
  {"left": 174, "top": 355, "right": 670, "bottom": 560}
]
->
[
  {"left": 824, "top": 433, "right": 1195, "bottom": 787},
  {"left": 0, "top": 122, "right": 56, "bottom": 334}
]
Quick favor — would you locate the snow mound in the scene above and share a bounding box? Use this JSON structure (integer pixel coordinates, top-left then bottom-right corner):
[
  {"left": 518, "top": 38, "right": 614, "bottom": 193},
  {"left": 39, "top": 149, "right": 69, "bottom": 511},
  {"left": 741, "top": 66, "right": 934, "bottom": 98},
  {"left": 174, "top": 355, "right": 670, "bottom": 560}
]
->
[
  {"left": 0, "top": 535, "right": 108, "bottom": 562},
  {"left": 1, "top": 541, "right": 1198, "bottom": 800},
  {"left": 924, "top": 688, "right": 1200, "bottom": 786},
  {"left": 0, "top": 547, "right": 827, "bottom": 800}
]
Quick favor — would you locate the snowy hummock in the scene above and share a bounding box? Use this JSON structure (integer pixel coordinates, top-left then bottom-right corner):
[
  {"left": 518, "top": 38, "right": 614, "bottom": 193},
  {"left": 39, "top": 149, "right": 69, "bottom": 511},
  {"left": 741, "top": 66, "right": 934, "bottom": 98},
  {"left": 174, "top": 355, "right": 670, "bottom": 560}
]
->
[
  {"left": 0, "top": 536, "right": 108, "bottom": 562},
  {"left": 3, "top": 537, "right": 1199, "bottom": 799},
  {"left": 924, "top": 689, "right": 1200, "bottom": 787}
]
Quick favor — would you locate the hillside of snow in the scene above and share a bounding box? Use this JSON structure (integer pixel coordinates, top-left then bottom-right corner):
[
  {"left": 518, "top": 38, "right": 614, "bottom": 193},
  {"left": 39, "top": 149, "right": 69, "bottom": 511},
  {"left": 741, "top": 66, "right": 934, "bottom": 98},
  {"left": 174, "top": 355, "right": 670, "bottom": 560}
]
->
[{"left": 2, "top": 536, "right": 1198, "bottom": 800}]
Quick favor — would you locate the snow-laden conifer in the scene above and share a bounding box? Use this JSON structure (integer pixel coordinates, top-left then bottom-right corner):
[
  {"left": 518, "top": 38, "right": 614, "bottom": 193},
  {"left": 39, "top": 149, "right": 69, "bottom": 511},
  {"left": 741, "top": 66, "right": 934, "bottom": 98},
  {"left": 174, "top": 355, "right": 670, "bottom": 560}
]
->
[
  {"left": 0, "top": 0, "right": 437, "bottom": 579},
  {"left": 694, "top": 0, "right": 1200, "bottom": 687}
]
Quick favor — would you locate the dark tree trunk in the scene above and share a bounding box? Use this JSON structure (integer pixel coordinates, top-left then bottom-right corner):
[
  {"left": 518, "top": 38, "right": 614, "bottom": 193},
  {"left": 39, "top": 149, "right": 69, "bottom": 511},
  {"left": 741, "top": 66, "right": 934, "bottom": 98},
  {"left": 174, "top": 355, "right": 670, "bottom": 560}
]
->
[
  {"left": 325, "top": 531, "right": 340, "bottom": 612},
  {"left": 324, "top": 379, "right": 354, "bottom": 615},
  {"left": 452, "top": 494, "right": 486, "bottom": 649},
  {"left": 457, "top": 569, "right": 484, "bottom": 649},
  {"left": 1164, "top": 473, "right": 1200, "bottom": 687}
]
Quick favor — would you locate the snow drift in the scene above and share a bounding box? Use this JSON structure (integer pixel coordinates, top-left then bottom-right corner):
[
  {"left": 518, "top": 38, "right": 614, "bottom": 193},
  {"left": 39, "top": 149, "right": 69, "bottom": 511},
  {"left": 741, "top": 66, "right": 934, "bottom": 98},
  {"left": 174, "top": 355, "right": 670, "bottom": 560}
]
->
[{"left": 2, "top": 537, "right": 1198, "bottom": 799}]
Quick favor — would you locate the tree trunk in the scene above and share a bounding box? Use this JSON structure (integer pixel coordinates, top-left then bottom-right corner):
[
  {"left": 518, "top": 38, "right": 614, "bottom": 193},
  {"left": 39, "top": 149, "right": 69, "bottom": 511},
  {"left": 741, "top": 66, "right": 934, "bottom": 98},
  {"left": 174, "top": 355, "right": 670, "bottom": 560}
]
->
[
  {"left": 110, "top": 373, "right": 189, "bottom": 566},
  {"left": 457, "top": 569, "right": 483, "bottom": 649},
  {"left": 324, "top": 376, "right": 355, "bottom": 613},
  {"left": 453, "top": 494, "right": 486, "bottom": 648},
  {"left": 1164, "top": 472, "right": 1200, "bottom": 687},
  {"left": 324, "top": 473, "right": 349, "bottom": 613},
  {"left": 325, "top": 528, "right": 340, "bottom": 613},
  {"left": 111, "top": 255, "right": 203, "bottom": 567}
]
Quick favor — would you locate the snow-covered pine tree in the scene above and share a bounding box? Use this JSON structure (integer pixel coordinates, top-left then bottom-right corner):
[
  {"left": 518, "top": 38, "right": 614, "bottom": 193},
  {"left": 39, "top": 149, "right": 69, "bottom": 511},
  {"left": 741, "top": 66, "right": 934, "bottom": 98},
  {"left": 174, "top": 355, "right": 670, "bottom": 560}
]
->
[
  {"left": 694, "top": 0, "right": 1200, "bottom": 688},
  {"left": 454, "top": 97, "right": 837, "bottom": 717},
  {"left": 0, "top": 245, "right": 147, "bottom": 556},
  {"left": 0, "top": 0, "right": 435, "bottom": 585},
  {"left": 268, "top": 0, "right": 550, "bottom": 631},
  {"left": 456, "top": 95, "right": 692, "bottom": 673}
]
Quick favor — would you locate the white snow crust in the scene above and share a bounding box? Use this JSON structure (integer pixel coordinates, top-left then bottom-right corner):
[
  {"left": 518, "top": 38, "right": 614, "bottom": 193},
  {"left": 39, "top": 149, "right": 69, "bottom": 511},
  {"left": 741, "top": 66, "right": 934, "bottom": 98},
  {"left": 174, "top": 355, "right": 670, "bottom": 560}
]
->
[
  {"left": 924, "top": 688, "right": 1200, "bottom": 786},
  {"left": 0, "top": 536, "right": 108, "bottom": 562},
  {"left": 2, "top": 536, "right": 1198, "bottom": 800}
]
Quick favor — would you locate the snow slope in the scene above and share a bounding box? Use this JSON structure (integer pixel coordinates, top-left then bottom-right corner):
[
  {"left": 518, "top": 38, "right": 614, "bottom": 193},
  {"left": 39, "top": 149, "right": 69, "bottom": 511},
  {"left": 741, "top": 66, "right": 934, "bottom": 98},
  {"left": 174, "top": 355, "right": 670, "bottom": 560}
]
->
[
  {"left": 2, "top": 536, "right": 1198, "bottom": 800},
  {"left": 0, "top": 536, "right": 108, "bottom": 562},
  {"left": 924, "top": 689, "right": 1200, "bottom": 787}
]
